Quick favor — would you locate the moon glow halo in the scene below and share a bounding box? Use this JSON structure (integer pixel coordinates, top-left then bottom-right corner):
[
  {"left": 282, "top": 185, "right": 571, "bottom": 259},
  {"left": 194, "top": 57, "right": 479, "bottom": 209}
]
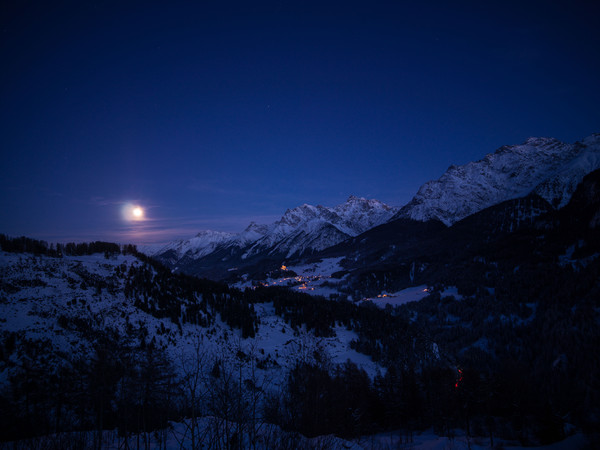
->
[{"left": 122, "top": 204, "right": 145, "bottom": 222}]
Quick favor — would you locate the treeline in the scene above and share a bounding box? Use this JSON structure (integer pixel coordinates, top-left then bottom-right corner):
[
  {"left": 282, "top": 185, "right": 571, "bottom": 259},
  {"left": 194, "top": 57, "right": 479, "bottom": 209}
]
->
[
  {"left": 3, "top": 319, "right": 396, "bottom": 447},
  {"left": 0, "top": 234, "right": 259, "bottom": 338},
  {"left": 0, "top": 234, "right": 131, "bottom": 257},
  {"left": 247, "top": 286, "right": 433, "bottom": 367},
  {"left": 248, "top": 255, "right": 600, "bottom": 443},
  {"left": 270, "top": 360, "right": 498, "bottom": 443},
  {"left": 0, "top": 324, "right": 282, "bottom": 448},
  {"left": 123, "top": 261, "right": 258, "bottom": 338},
  {"left": 0, "top": 326, "right": 175, "bottom": 444}
]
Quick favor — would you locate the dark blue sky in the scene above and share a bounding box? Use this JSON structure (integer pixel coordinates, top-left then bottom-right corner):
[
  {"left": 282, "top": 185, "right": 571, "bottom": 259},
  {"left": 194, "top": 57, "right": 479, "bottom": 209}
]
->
[{"left": 1, "top": 1, "right": 599, "bottom": 244}]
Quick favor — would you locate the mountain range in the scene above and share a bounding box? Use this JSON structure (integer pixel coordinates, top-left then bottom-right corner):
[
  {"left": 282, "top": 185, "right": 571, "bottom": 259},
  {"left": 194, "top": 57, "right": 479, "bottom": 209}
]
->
[
  {"left": 152, "top": 195, "right": 397, "bottom": 277},
  {"left": 151, "top": 133, "right": 600, "bottom": 280},
  {"left": 394, "top": 134, "right": 600, "bottom": 224},
  {"left": 2, "top": 134, "right": 600, "bottom": 447}
]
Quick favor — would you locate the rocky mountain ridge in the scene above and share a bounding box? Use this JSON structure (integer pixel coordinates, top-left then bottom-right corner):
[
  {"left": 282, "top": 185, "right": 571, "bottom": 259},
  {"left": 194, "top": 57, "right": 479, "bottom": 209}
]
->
[
  {"left": 393, "top": 134, "right": 600, "bottom": 225},
  {"left": 153, "top": 133, "right": 600, "bottom": 279},
  {"left": 153, "top": 196, "right": 397, "bottom": 272}
]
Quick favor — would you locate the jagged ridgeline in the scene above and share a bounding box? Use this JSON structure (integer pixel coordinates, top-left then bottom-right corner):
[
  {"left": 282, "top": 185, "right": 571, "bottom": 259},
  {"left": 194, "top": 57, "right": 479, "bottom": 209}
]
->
[{"left": 151, "top": 134, "right": 600, "bottom": 281}]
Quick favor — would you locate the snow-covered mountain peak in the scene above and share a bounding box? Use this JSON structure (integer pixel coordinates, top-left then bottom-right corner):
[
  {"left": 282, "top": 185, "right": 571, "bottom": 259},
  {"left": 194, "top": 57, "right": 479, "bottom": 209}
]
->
[
  {"left": 343, "top": 194, "right": 372, "bottom": 205},
  {"left": 581, "top": 133, "right": 600, "bottom": 146},
  {"left": 156, "top": 229, "right": 236, "bottom": 260},
  {"left": 194, "top": 229, "right": 235, "bottom": 239},
  {"left": 336, "top": 195, "right": 393, "bottom": 214},
  {"left": 240, "top": 197, "right": 397, "bottom": 259},
  {"left": 522, "top": 136, "right": 561, "bottom": 146},
  {"left": 243, "top": 221, "right": 269, "bottom": 234},
  {"left": 394, "top": 134, "right": 600, "bottom": 226},
  {"left": 236, "top": 221, "right": 270, "bottom": 245},
  {"left": 333, "top": 196, "right": 396, "bottom": 234},
  {"left": 154, "top": 194, "right": 397, "bottom": 267},
  {"left": 278, "top": 204, "right": 319, "bottom": 227}
]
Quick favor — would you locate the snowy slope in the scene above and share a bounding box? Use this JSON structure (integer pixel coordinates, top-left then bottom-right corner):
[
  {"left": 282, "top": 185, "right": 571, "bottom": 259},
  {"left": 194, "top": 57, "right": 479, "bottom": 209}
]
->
[
  {"left": 0, "top": 251, "right": 380, "bottom": 383},
  {"left": 241, "top": 205, "right": 349, "bottom": 259},
  {"left": 533, "top": 134, "right": 600, "bottom": 208},
  {"left": 394, "top": 134, "right": 600, "bottom": 225},
  {"left": 0, "top": 248, "right": 384, "bottom": 447}
]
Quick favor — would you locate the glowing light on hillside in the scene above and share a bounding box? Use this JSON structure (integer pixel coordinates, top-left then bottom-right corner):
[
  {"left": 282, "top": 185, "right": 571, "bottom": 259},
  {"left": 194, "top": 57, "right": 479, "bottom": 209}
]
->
[
  {"left": 281, "top": 265, "right": 287, "bottom": 271},
  {"left": 455, "top": 368, "right": 463, "bottom": 389}
]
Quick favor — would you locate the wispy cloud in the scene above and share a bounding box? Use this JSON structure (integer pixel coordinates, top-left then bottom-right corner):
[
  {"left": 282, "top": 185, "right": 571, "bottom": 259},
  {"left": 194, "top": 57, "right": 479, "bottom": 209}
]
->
[
  {"left": 88, "top": 196, "right": 125, "bottom": 207},
  {"left": 104, "top": 212, "right": 284, "bottom": 245}
]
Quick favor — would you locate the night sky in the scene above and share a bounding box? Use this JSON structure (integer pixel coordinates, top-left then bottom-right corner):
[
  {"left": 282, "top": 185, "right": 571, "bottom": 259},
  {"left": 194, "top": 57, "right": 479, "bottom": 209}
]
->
[{"left": 1, "top": 1, "right": 599, "bottom": 244}]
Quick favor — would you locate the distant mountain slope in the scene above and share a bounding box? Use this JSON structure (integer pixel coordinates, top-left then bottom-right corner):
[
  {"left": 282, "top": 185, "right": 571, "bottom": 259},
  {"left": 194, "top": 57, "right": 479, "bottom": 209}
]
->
[
  {"left": 242, "top": 196, "right": 396, "bottom": 259},
  {"left": 153, "top": 222, "right": 269, "bottom": 266},
  {"left": 151, "top": 133, "right": 600, "bottom": 281},
  {"left": 393, "top": 134, "right": 600, "bottom": 225},
  {"left": 322, "top": 168, "right": 600, "bottom": 299},
  {"left": 152, "top": 229, "right": 237, "bottom": 265},
  {"left": 153, "top": 196, "right": 397, "bottom": 275}
]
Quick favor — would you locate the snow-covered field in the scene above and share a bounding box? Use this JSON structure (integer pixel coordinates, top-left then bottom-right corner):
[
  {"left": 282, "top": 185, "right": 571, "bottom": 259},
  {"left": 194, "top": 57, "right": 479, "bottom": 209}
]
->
[
  {"left": 237, "top": 255, "right": 464, "bottom": 310},
  {"left": 235, "top": 256, "right": 348, "bottom": 299},
  {"left": 363, "top": 285, "right": 431, "bottom": 307},
  {"left": 363, "top": 285, "right": 462, "bottom": 308}
]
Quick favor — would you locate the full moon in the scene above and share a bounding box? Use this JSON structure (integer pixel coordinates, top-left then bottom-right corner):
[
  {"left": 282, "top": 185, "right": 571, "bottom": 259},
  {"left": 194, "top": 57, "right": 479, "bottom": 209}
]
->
[{"left": 122, "top": 203, "right": 146, "bottom": 222}]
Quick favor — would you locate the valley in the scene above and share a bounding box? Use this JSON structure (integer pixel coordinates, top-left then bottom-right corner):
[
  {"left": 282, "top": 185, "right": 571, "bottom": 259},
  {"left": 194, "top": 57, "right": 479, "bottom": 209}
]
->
[{"left": 1, "top": 135, "right": 600, "bottom": 448}]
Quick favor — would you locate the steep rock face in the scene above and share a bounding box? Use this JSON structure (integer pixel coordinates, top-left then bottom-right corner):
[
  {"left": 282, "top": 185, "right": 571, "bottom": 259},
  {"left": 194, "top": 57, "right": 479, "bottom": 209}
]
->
[
  {"left": 152, "top": 133, "right": 600, "bottom": 278},
  {"left": 393, "top": 134, "right": 600, "bottom": 226},
  {"left": 153, "top": 230, "right": 236, "bottom": 266},
  {"left": 154, "top": 196, "right": 397, "bottom": 268},
  {"left": 333, "top": 195, "right": 396, "bottom": 235},
  {"left": 231, "top": 222, "right": 271, "bottom": 247},
  {"left": 242, "top": 217, "right": 350, "bottom": 259},
  {"left": 533, "top": 135, "right": 600, "bottom": 208},
  {"left": 554, "top": 168, "right": 600, "bottom": 232},
  {"left": 242, "top": 196, "right": 397, "bottom": 259}
]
